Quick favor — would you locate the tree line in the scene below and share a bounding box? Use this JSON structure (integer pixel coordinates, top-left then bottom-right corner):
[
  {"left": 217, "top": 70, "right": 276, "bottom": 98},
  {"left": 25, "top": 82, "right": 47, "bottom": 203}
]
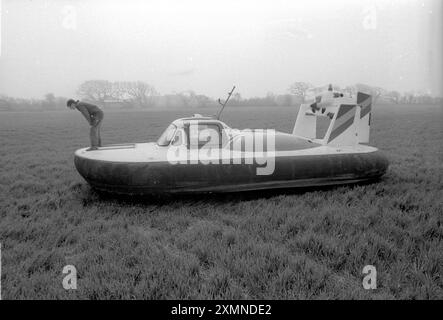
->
[
  {"left": 0, "top": 80, "right": 441, "bottom": 111},
  {"left": 288, "top": 82, "right": 443, "bottom": 105}
]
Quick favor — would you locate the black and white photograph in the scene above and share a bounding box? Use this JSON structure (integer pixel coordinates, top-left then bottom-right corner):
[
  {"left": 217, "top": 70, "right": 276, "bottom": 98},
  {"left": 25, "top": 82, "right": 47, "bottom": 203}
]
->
[{"left": 0, "top": 0, "right": 442, "bottom": 305}]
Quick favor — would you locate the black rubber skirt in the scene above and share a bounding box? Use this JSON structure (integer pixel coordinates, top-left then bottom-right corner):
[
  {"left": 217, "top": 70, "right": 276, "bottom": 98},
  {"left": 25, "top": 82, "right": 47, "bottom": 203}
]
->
[{"left": 74, "top": 151, "right": 389, "bottom": 195}]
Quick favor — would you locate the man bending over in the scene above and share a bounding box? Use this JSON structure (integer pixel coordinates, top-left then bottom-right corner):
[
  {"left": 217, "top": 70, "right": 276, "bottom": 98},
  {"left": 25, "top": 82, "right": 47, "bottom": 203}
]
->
[{"left": 67, "top": 99, "right": 104, "bottom": 151}]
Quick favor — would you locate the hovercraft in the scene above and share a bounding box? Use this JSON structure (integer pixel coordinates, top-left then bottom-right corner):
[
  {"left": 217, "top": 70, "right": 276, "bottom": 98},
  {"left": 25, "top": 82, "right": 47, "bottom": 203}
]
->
[{"left": 74, "top": 91, "right": 388, "bottom": 195}]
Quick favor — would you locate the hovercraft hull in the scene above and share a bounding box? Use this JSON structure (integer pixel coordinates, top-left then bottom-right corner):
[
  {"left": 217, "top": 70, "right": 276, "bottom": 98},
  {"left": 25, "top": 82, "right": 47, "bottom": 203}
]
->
[{"left": 74, "top": 147, "right": 388, "bottom": 195}]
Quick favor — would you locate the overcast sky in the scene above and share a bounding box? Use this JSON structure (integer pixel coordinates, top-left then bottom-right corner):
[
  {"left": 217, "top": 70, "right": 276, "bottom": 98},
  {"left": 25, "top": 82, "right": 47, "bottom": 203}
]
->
[{"left": 0, "top": 0, "right": 441, "bottom": 99}]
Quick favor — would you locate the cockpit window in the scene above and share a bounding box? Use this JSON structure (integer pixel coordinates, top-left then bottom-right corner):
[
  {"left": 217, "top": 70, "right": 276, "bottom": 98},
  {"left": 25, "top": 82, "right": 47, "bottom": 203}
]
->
[
  {"left": 189, "top": 124, "right": 221, "bottom": 148},
  {"left": 172, "top": 129, "right": 185, "bottom": 146},
  {"left": 157, "top": 124, "right": 177, "bottom": 146}
]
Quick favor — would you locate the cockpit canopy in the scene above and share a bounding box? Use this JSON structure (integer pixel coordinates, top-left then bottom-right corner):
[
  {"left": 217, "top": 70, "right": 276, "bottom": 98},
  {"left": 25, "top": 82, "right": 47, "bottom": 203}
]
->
[
  {"left": 156, "top": 115, "right": 320, "bottom": 151},
  {"left": 156, "top": 115, "right": 230, "bottom": 148}
]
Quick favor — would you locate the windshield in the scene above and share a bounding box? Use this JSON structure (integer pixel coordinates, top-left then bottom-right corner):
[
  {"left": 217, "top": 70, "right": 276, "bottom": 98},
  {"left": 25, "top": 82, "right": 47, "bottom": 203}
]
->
[{"left": 156, "top": 124, "right": 177, "bottom": 146}]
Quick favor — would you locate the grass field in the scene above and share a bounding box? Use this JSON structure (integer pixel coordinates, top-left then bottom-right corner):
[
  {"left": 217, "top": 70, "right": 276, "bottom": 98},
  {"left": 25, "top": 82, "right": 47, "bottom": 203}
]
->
[{"left": 0, "top": 104, "right": 442, "bottom": 299}]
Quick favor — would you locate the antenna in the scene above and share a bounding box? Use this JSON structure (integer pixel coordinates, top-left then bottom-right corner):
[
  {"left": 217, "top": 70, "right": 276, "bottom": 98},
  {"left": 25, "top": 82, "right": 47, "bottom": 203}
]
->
[{"left": 216, "top": 86, "right": 236, "bottom": 120}]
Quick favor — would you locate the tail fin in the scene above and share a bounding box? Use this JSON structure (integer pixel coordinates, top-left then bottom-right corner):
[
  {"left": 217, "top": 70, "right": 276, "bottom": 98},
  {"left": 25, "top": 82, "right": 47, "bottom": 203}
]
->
[
  {"left": 356, "top": 92, "right": 372, "bottom": 143},
  {"left": 292, "top": 91, "right": 372, "bottom": 147},
  {"left": 324, "top": 104, "right": 360, "bottom": 147},
  {"left": 292, "top": 104, "right": 317, "bottom": 139}
]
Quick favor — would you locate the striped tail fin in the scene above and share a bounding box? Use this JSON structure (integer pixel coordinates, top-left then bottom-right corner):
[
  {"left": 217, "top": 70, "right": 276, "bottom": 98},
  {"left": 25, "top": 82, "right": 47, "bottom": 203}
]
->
[
  {"left": 324, "top": 104, "right": 360, "bottom": 147},
  {"left": 357, "top": 92, "right": 372, "bottom": 144}
]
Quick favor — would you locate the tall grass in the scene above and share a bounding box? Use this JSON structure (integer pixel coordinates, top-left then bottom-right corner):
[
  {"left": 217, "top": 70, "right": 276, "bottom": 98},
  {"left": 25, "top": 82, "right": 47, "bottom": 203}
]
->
[{"left": 0, "top": 105, "right": 442, "bottom": 299}]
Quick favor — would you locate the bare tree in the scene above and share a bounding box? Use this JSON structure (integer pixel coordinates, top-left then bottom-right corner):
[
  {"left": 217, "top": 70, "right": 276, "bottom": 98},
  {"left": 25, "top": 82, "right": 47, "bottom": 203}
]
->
[
  {"left": 229, "top": 92, "right": 243, "bottom": 106},
  {"left": 43, "top": 93, "right": 56, "bottom": 110},
  {"left": 112, "top": 81, "right": 157, "bottom": 108},
  {"left": 77, "top": 80, "right": 157, "bottom": 108},
  {"left": 126, "top": 81, "right": 158, "bottom": 108},
  {"left": 77, "top": 80, "right": 114, "bottom": 103},
  {"left": 402, "top": 91, "right": 414, "bottom": 104},
  {"left": 194, "top": 94, "right": 213, "bottom": 108}
]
